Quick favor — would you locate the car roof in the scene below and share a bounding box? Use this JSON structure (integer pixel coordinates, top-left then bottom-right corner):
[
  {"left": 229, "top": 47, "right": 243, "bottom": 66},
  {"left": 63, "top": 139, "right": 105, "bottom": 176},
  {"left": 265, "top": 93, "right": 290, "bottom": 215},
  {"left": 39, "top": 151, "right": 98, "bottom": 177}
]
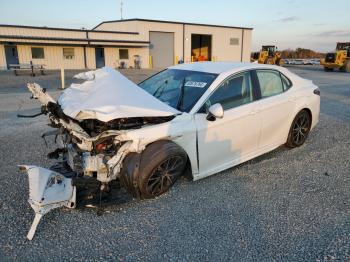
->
[{"left": 169, "top": 61, "right": 279, "bottom": 74}]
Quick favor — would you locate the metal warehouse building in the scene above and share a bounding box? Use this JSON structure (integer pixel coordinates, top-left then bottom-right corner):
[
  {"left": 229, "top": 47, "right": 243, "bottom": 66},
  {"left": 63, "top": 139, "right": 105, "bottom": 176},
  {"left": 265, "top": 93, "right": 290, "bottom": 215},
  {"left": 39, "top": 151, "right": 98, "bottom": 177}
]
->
[{"left": 0, "top": 18, "right": 253, "bottom": 70}]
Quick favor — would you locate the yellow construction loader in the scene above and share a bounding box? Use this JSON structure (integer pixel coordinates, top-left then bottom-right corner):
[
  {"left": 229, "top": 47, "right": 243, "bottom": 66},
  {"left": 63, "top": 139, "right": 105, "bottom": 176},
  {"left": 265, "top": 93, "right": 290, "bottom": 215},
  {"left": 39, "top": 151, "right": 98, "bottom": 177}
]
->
[
  {"left": 251, "top": 45, "right": 284, "bottom": 66},
  {"left": 321, "top": 42, "right": 350, "bottom": 72}
]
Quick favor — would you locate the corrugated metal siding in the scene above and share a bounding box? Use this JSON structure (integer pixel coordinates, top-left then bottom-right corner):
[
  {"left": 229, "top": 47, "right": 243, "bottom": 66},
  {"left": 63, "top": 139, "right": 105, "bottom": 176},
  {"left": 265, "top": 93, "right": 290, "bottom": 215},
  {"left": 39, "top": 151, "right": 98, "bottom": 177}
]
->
[
  {"left": 0, "top": 45, "right": 6, "bottom": 69},
  {"left": 88, "top": 31, "right": 140, "bottom": 41},
  {"left": 0, "top": 20, "right": 252, "bottom": 70},
  {"left": 86, "top": 47, "right": 96, "bottom": 69},
  {"left": 95, "top": 20, "right": 252, "bottom": 64},
  {"left": 0, "top": 26, "right": 86, "bottom": 39},
  {"left": 95, "top": 20, "right": 183, "bottom": 62},
  {"left": 129, "top": 47, "right": 149, "bottom": 69},
  {"left": 104, "top": 47, "right": 118, "bottom": 68},
  {"left": 184, "top": 25, "right": 245, "bottom": 62},
  {"left": 17, "top": 45, "right": 85, "bottom": 69},
  {"left": 100, "top": 47, "right": 150, "bottom": 69},
  {"left": 0, "top": 38, "right": 87, "bottom": 45},
  {"left": 242, "top": 30, "right": 252, "bottom": 62}
]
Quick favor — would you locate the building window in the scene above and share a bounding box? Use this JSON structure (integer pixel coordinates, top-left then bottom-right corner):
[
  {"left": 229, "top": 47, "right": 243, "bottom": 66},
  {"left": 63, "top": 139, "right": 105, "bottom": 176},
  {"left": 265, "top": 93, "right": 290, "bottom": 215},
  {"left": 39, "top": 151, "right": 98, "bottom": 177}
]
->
[
  {"left": 31, "top": 47, "right": 44, "bottom": 59},
  {"left": 230, "top": 38, "right": 239, "bottom": 46},
  {"left": 63, "top": 48, "right": 75, "bottom": 59},
  {"left": 119, "top": 49, "right": 129, "bottom": 59}
]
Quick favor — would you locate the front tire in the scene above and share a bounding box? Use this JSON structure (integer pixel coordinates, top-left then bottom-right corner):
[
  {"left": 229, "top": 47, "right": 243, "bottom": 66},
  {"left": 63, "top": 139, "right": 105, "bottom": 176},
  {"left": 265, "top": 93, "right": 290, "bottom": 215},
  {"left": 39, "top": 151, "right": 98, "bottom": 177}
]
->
[
  {"left": 286, "top": 110, "right": 312, "bottom": 148},
  {"left": 120, "top": 141, "right": 187, "bottom": 199}
]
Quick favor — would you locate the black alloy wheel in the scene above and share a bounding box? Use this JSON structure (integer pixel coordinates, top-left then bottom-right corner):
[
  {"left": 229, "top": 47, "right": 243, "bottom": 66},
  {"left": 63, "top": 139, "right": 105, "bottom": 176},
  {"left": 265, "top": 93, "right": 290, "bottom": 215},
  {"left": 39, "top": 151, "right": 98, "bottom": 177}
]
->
[
  {"left": 146, "top": 156, "right": 184, "bottom": 196},
  {"left": 286, "top": 110, "right": 311, "bottom": 148}
]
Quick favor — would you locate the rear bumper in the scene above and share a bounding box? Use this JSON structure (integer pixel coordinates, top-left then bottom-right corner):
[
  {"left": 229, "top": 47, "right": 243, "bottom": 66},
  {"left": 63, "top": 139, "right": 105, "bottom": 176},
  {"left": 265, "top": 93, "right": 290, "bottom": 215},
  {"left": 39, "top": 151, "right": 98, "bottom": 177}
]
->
[{"left": 310, "top": 93, "right": 320, "bottom": 131}]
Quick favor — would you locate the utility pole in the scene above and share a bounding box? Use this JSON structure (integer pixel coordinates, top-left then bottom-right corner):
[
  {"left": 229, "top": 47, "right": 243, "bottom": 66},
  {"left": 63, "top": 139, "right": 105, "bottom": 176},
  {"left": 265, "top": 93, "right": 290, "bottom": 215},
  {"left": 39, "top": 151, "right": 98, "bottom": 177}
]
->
[{"left": 120, "top": 0, "right": 123, "bottom": 20}]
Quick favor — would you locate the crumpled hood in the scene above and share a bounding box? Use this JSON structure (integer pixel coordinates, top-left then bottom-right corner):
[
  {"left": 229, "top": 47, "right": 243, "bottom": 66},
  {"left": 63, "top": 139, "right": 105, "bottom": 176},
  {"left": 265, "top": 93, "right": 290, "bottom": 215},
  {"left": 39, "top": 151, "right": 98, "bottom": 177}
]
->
[{"left": 58, "top": 67, "right": 180, "bottom": 122}]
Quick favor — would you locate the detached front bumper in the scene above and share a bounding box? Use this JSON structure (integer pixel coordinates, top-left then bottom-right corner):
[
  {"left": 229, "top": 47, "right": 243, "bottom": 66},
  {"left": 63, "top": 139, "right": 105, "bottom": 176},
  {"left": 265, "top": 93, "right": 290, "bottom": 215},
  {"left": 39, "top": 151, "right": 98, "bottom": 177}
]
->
[{"left": 19, "top": 165, "right": 76, "bottom": 240}]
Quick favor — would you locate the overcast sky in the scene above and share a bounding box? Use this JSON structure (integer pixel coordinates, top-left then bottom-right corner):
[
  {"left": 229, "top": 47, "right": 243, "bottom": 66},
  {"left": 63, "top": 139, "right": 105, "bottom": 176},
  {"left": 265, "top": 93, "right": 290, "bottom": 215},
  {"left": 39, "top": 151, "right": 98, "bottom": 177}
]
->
[{"left": 1, "top": 0, "right": 349, "bottom": 52}]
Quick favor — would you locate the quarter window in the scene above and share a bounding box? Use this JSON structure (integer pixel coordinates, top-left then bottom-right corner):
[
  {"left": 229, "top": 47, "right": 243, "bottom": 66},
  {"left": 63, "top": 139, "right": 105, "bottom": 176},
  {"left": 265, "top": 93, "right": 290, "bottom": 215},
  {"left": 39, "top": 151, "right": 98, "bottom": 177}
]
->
[
  {"left": 205, "top": 72, "right": 254, "bottom": 111},
  {"left": 256, "top": 70, "right": 284, "bottom": 98},
  {"left": 281, "top": 73, "right": 292, "bottom": 91},
  {"left": 63, "top": 48, "right": 75, "bottom": 59},
  {"left": 31, "top": 47, "right": 44, "bottom": 59}
]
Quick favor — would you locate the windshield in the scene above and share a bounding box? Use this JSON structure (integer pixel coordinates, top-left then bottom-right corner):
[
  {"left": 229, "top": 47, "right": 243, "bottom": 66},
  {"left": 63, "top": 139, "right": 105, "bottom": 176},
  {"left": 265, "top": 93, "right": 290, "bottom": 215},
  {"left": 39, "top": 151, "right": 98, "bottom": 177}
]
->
[{"left": 138, "top": 69, "right": 218, "bottom": 112}]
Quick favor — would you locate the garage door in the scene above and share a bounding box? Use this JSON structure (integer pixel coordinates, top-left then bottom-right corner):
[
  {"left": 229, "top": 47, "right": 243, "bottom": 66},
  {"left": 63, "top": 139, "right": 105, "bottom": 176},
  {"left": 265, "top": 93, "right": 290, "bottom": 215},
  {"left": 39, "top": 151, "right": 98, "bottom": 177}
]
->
[{"left": 150, "top": 32, "right": 174, "bottom": 69}]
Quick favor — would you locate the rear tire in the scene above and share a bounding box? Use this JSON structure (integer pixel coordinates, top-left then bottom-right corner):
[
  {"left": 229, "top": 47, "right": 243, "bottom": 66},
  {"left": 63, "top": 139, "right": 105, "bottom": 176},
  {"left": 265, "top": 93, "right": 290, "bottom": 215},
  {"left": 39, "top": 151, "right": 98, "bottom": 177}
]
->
[
  {"left": 324, "top": 67, "right": 333, "bottom": 72},
  {"left": 120, "top": 141, "right": 187, "bottom": 199},
  {"left": 286, "top": 110, "right": 312, "bottom": 148}
]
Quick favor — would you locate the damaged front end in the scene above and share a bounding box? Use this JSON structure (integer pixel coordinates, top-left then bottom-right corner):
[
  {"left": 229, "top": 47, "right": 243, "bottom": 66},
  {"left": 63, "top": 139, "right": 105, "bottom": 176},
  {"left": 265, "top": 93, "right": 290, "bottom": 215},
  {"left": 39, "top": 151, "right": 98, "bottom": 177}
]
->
[{"left": 20, "top": 68, "right": 179, "bottom": 240}]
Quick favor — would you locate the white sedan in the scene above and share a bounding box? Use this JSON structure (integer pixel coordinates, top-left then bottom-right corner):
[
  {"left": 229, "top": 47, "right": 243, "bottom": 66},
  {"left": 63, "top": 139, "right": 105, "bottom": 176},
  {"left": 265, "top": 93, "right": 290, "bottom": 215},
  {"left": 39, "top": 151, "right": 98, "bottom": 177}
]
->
[{"left": 21, "top": 62, "right": 320, "bottom": 239}]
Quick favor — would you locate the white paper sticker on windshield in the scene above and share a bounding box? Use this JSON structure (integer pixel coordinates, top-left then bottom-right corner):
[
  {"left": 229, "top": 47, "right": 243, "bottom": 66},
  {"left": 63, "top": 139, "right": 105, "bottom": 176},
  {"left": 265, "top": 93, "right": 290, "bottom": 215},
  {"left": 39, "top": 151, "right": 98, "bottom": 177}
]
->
[{"left": 184, "top": 81, "right": 207, "bottom": 88}]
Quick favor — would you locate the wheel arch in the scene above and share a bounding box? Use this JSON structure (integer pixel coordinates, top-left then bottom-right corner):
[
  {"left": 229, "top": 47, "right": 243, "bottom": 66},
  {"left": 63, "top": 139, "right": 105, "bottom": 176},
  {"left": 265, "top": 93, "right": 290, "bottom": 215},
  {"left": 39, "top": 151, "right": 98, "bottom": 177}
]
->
[
  {"left": 301, "top": 107, "right": 313, "bottom": 127},
  {"left": 120, "top": 138, "right": 192, "bottom": 198},
  {"left": 152, "top": 139, "right": 193, "bottom": 180},
  {"left": 284, "top": 107, "right": 313, "bottom": 145}
]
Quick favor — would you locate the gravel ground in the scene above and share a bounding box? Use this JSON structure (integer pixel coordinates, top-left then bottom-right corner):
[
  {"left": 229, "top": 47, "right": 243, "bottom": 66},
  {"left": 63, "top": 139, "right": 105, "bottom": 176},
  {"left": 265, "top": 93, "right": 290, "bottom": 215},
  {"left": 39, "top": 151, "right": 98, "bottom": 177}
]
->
[{"left": 0, "top": 66, "right": 349, "bottom": 261}]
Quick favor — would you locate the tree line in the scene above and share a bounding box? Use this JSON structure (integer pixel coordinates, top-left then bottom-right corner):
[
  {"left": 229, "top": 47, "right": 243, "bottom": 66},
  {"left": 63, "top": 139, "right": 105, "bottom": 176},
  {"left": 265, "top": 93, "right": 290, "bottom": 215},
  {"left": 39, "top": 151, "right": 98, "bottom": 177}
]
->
[{"left": 280, "top": 48, "right": 325, "bottom": 59}]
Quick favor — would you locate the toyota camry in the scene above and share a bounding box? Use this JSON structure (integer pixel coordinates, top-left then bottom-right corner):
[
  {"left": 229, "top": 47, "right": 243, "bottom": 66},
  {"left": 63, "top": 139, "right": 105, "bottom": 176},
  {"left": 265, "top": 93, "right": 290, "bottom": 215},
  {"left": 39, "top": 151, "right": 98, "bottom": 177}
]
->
[{"left": 20, "top": 62, "right": 320, "bottom": 239}]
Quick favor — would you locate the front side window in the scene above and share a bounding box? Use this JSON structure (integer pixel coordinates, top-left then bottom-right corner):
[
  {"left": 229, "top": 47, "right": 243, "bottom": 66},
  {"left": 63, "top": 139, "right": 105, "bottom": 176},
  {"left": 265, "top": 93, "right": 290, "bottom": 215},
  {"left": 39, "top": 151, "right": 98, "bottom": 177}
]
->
[
  {"left": 138, "top": 69, "right": 218, "bottom": 112},
  {"left": 256, "top": 70, "right": 284, "bottom": 98},
  {"left": 203, "top": 71, "right": 254, "bottom": 111},
  {"left": 31, "top": 47, "right": 44, "bottom": 59},
  {"left": 63, "top": 48, "right": 75, "bottom": 59},
  {"left": 119, "top": 49, "right": 129, "bottom": 59}
]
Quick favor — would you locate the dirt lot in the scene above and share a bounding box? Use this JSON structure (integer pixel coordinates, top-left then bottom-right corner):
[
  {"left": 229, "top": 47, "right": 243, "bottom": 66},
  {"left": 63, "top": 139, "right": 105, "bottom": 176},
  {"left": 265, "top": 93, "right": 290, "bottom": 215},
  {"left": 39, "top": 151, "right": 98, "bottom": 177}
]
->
[{"left": 0, "top": 66, "right": 349, "bottom": 261}]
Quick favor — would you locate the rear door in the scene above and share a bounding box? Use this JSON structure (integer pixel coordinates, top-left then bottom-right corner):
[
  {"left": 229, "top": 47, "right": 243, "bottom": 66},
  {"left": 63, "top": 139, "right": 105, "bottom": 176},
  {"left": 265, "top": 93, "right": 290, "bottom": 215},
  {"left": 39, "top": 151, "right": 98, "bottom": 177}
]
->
[
  {"left": 194, "top": 71, "right": 261, "bottom": 174},
  {"left": 254, "top": 69, "right": 295, "bottom": 149}
]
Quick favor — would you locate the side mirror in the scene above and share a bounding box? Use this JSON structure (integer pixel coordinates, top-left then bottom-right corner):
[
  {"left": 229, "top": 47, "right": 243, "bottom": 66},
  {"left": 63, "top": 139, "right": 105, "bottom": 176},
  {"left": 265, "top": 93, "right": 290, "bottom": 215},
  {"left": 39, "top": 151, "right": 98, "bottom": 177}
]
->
[{"left": 206, "top": 103, "right": 224, "bottom": 121}]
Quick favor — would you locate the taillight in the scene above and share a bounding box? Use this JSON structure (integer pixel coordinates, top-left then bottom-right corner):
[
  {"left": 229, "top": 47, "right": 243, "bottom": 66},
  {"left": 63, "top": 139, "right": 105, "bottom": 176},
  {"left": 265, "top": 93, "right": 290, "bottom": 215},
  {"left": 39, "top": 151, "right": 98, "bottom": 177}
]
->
[{"left": 313, "top": 88, "right": 320, "bottom": 96}]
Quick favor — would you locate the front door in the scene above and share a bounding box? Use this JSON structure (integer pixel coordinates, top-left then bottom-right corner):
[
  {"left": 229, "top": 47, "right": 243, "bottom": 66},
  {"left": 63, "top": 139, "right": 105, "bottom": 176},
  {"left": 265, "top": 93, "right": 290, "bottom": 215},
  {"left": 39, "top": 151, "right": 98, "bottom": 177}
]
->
[
  {"left": 95, "top": 48, "right": 105, "bottom": 68},
  {"left": 194, "top": 71, "right": 261, "bottom": 175},
  {"left": 5, "top": 45, "right": 19, "bottom": 69}
]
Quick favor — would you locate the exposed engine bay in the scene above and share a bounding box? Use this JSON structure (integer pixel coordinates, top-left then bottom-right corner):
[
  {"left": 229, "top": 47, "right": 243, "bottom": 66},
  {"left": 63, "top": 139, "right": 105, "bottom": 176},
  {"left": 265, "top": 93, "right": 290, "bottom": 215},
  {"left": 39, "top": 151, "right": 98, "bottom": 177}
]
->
[{"left": 19, "top": 68, "right": 180, "bottom": 240}]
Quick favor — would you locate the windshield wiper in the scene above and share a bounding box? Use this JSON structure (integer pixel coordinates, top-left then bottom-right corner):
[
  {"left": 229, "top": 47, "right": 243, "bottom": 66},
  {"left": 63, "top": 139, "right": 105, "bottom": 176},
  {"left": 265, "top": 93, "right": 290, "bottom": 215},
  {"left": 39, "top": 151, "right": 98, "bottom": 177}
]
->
[
  {"left": 176, "top": 78, "right": 186, "bottom": 111},
  {"left": 152, "top": 80, "right": 168, "bottom": 98}
]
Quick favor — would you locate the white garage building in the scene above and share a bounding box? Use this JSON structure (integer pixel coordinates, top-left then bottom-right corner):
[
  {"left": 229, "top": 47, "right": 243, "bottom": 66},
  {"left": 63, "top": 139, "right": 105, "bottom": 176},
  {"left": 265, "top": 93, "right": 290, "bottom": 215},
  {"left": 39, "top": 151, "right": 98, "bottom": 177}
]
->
[{"left": 0, "top": 18, "right": 252, "bottom": 70}]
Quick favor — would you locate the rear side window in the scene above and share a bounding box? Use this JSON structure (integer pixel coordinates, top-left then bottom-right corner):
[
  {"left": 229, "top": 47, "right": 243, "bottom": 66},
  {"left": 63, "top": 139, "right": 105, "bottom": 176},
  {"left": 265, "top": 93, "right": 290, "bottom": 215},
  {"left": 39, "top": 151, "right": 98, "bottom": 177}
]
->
[
  {"left": 256, "top": 70, "right": 284, "bottom": 98},
  {"left": 205, "top": 71, "right": 254, "bottom": 111}
]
